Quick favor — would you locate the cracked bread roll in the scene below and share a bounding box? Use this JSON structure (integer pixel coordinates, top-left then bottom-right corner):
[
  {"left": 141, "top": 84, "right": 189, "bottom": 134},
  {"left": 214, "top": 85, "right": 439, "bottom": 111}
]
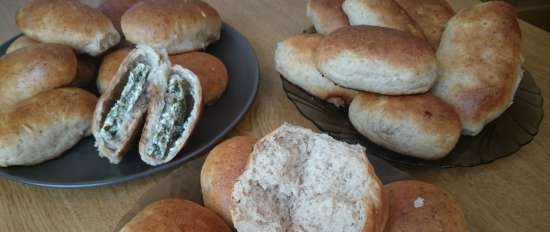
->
[
  {"left": 349, "top": 93, "right": 461, "bottom": 160},
  {"left": 384, "top": 181, "right": 468, "bottom": 232},
  {"left": 433, "top": 1, "right": 523, "bottom": 135},
  {"left": 315, "top": 26, "right": 437, "bottom": 95},
  {"left": 121, "top": 0, "right": 221, "bottom": 54},
  {"left": 275, "top": 33, "right": 357, "bottom": 107},
  {"left": 16, "top": 0, "right": 120, "bottom": 56},
  {"left": 307, "top": 0, "right": 349, "bottom": 34},
  {"left": 0, "top": 88, "right": 97, "bottom": 167},
  {"left": 231, "top": 123, "right": 388, "bottom": 232}
]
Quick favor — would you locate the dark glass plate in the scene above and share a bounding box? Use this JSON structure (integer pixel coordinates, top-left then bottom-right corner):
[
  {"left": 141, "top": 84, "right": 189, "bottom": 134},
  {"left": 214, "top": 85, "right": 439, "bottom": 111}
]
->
[
  {"left": 281, "top": 70, "right": 544, "bottom": 168},
  {"left": 0, "top": 23, "right": 260, "bottom": 188}
]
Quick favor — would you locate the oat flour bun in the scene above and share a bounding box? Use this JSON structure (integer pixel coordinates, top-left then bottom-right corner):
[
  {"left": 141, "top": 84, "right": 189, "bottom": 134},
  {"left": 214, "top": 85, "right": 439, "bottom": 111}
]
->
[
  {"left": 170, "top": 52, "right": 228, "bottom": 105},
  {"left": 342, "top": 0, "right": 424, "bottom": 38},
  {"left": 231, "top": 123, "right": 388, "bottom": 232},
  {"left": 97, "top": 47, "right": 133, "bottom": 94},
  {"left": 120, "top": 199, "right": 231, "bottom": 232},
  {"left": 275, "top": 33, "right": 357, "bottom": 107},
  {"left": 0, "top": 43, "right": 76, "bottom": 112},
  {"left": 98, "top": 0, "right": 142, "bottom": 33},
  {"left": 433, "top": 1, "right": 522, "bottom": 135},
  {"left": 349, "top": 93, "right": 461, "bottom": 160},
  {"left": 315, "top": 26, "right": 437, "bottom": 95},
  {"left": 201, "top": 136, "right": 257, "bottom": 226},
  {"left": 0, "top": 88, "right": 97, "bottom": 167},
  {"left": 16, "top": 0, "right": 120, "bottom": 56},
  {"left": 394, "top": 0, "right": 454, "bottom": 48},
  {"left": 307, "top": 0, "right": 349, "bottom": 34},
  {"left": 138, "top": 65, "right": 203, "bottom": 166},
  {"left": 384, "top": 181, "right": 468, "bottom": 232},
  {"left": 92, "top": 45, "right": 161, "bottom": 164},
  {"left": 5, "top": 35, "right": 40, "bottom": 53},
  {"left": 121, "top": 0, "right": 222, "bottom": 54}
]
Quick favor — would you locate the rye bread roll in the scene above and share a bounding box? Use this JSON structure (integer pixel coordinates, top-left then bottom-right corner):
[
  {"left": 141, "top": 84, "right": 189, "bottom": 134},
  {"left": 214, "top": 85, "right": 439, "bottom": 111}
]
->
[
  {"left": 315, "top": 26, "right": 437, "bottom": 95},
  {"left": 120, "top": 198, "right": 231, "bottom": 232},
  {"left": 342, "top": 0, "right": 424, "bottom": 38},
  {"left": 121, "top": 0, "right": 221, "bottom": 54},
  {"left": 0, "top": 43, "right": 77, "bottom": 112},
  {"left": 384, "top": 181, "right": 468, "bottom": 232},
  {"left": 433, "top": 1, "right": 523, "bottom": 135},
  {"left": 394, "top": 0, "right": 455, "bottom": 48},
  {"left": 170, "top": 52, "right": 229, "bottom": 105},
  {"left": 275, "top": 33, "right": 357, "bottom": 107},
  {"left": 307, "top": 0, "right": 349, "bottom": 34},
  {"left": 0, "top": 88, "right": 97, "bottom": 167},
  {"left": 16, "top": 0, "right": 120, "bottom": 56},
  {"left": 138, "top": 65, "right": 203, "bottom": 166},
  {"left": 5, "top": 35, "right": 40, "bottom": 53},
  {"left": 97, "top": 47, "right": 133, "bottom": 94},
  {"left": 200, "top": 136, "right": 257, "bottom": 226},
  {"left": 349, "top": 93, "right": 461, "bottom": 160},
  {"left": 92, "top": 45, "right": 161, "bottom": 164},
  {"left": 98, "top": 0, "right": 141, "bottom": 34},
  {"left": 231, "top": 123, "right": 388, "bottom": 232}
]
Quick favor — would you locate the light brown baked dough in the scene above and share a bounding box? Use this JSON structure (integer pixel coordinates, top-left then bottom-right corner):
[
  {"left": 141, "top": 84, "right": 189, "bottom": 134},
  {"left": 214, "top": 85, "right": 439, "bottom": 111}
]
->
[
  {"left": 231, "top": 123, "right": 388, "bottom": 232},
  {"left": 0, "top": 43, "right": 76, "bottom": 112},
  {"left": 349, "top": 93, "right": 461, "bottom": 160},
  {"left": 275, "top": 33, "right": 357, "bottom": 107},
  {"left": 170, "top": 52, "right": 228, "bottom": 105},
  {"left": 307, "top": 0, "right": 349, "bottom": 34},
  {"left": 433, "top": 1, "right": 522, "bottom": 135},
  {"left": 16, "top": 0, "right": 120, "bottom": 56},
  {"left": 97, "top": 47, "right": 133, "bottom": 94},
  {"left": 98, "top": 0, "right": 141, "bottom": 33},
  {"left": 5, "top": 35, "right": 40, "bottom": 53},
  {"left": 315, "top": 26, "right": 437, "bottom": 95},
  {"left": 384, "top": 180, "right": 468, "bottom": 232},
  {"left": 394, "top": 0, "right": 454, "bottom": 48},
  {"left": 121, "top": 0, "right": 221, "bottom": 54},
  {"left": 342, "top": 0, "right": 424, "bottom": 38},
  {"left": 0, "top": 88, "right": 97, "bottom": 167},
  {"left": 120, "top": 198, "right": 231, "bottom": 232},
  {"left": 201, "top": 136, "right": 257, "bottom": 225}
]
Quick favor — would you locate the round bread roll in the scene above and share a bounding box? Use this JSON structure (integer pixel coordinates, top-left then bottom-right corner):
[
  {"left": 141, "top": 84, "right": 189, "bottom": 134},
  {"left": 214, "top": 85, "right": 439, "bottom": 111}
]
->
[
  {"left": 342, "top": 0, "right": 424, "bottom": 38},
  {"left": 97, "top": 47, "right": 133, "bottom": 94},
  {"left": 170, "top": 52, "right": 229, "bottom": 105},
  {"left": 384, "top": 180, "right": 468, "bottom": 232},
  {"left": 275, "top": 33, "right": 357, "bottom": 107},
  {"left": 201, "top": 136, "right": 257, "bottom": 226},
  {"left": 349, "top": 93, "right": 461, "bottom": 160},
  {"left": 231, "top": 123, "right": 388, "bottom": 232},
  {"left": 5, "top": 35, "right": 40, "bottom": 53},
  {"left": 120, "top": 198, "right": 231, "bottom": 232},
  {"left": 307, "top": 0, "right": 349, "bottom": 34},
  {"left": 394, "top": 0, "right": 455, "bottom": 48},
  {"left": 433, "top": 1, "right": 522, "bottom": 136},
  {"left": 121, "top": 0, "right": 222, "bottom": 54},
  {"left": 16, "top": 0, "right": 120, "bottom": 56},
  {"left": 98, "top": 0, "right": 142, "bottom": 33},
  {"left": 315, "top": 26, "right": 437, "bottom": 95},
  {"left": 0, "top": 88, "right": 98, "bottom": 167},
  {"left": 0, "top": 43, "right": 77, "bottom": 112}
]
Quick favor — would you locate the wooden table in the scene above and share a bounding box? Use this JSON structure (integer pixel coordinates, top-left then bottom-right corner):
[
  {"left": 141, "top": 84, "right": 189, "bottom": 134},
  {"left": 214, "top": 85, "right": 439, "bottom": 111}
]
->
[{"left": 1, "top": 0, "right": 549, "bottom": 231}]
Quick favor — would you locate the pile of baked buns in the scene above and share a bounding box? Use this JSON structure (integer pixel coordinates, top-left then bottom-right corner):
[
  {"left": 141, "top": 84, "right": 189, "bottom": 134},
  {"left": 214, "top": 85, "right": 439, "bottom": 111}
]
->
[
  {"left": 276, "top": 0, "right": 523, "bottom": 160},
  {"left": 0, "top": 0, "right": 228, "bottom": 167},
  {"left": 121, "top": 123, "right": 468, "bottom": 232}
]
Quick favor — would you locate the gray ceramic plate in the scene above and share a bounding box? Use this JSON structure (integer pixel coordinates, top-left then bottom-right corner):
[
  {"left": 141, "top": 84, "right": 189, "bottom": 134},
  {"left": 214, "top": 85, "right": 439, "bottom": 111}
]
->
[{"left": 0, "top": 23, "right": 259, "bottom": 188}]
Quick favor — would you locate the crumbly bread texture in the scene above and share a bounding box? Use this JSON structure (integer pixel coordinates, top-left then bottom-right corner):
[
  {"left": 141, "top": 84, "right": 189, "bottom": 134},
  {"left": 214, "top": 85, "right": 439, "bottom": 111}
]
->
[
  {"left": 315, "top": 26, "right": 437, "bottom": 95},
  {"left": 307, "top": 0, "right": 349, "bottom": 34},
  {"left": 231, "top": 123, "right": 387, "bottom": 232},
  {"left": 349, "top": 93, "right": 461, "bottom": 160},
  {"left": 384, "top": 181, "right": 468, "bottom": 232},
  {"left": 433, "top": 1, "right": 523, "bottom": 135},
  {"left": 275, "top": 33, "right": 357, "bottom": 107}
]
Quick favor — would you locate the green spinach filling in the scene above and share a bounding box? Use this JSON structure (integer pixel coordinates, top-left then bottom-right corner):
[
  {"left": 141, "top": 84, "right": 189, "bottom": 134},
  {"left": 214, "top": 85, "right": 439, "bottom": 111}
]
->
[
  {"left": 147, "top": 76, "right": 189, "bottom": 159},
  {"left": 99, "top": 63, "right": 151, "bottom": 143}
]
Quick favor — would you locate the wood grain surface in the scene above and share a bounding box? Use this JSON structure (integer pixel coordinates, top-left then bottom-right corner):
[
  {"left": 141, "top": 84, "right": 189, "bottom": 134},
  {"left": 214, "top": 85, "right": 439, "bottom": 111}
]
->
[{"left": 1, "top": 0, "right": 549, "bottom": 231}]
